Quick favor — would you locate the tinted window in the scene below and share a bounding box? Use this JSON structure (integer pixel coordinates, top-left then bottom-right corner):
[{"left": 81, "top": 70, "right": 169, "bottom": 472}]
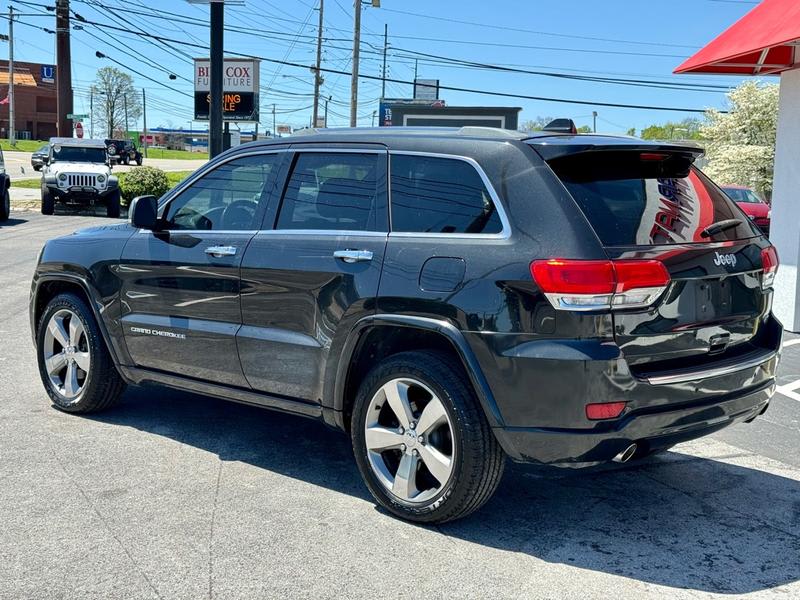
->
[
  {"left": 390, "top": 154, "right": 502, "bottom": 234},
  {"left": 548, "top": 152, "right": 759, "bottom": 246},
  {"left": 164, "top": 154, "right": 279, "bottom": 231},
  {"left": 51, "top": 146, "right": 106, "bottom": 164},
  {"left": 277, "top": 153, "right": 380, "bottom": 231}
]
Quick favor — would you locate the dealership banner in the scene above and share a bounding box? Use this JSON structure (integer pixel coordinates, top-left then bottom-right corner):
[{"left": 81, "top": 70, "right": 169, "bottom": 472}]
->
[{"left": 194, "top": 58, "right": 260, "bottom": 122}]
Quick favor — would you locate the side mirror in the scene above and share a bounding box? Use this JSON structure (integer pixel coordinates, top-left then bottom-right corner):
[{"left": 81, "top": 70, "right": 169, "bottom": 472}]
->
[{"left": 130, "top": 195, "right": 159, "bottom": 230}]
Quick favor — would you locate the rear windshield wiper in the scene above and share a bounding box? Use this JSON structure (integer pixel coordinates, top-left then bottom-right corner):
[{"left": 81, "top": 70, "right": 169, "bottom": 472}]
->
[{"left": 701, "top": 218, "right": 742, "bottom": 238}]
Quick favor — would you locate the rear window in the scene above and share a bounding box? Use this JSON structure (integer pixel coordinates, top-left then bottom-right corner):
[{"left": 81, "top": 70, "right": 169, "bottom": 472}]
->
[
  {"left": 547, "top": 151, "right": 760, "bottom": 246},
  {"left": 723, "top": 187, "right": 762, "bottom": 204}
]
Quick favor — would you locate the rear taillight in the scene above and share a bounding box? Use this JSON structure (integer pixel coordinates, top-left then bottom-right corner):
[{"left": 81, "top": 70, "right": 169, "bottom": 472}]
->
[
  {"left": 531, "top": 259, "right": 670, "bottom": 311},
  {"left": 585, "top": 401, "right": 627, "bottom": 420},
  {"left": 761, "top": 246, "right": 779, "bottom": 289}
]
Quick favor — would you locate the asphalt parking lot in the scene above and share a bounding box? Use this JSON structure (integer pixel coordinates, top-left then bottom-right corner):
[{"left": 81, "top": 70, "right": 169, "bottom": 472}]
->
[{"left": 2, "top": 212, "right": 800, "bottom": 600}]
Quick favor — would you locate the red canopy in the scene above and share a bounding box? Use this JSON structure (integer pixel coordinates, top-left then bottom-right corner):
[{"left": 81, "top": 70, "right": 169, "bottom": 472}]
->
[{"left": 675, "top": 0, "right": 800, "bottom": 75}]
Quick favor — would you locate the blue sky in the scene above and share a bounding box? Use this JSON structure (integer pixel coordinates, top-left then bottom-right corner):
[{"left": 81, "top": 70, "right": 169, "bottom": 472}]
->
[{"left": 9, "top": 0, "right": 764, "bottom": 134}]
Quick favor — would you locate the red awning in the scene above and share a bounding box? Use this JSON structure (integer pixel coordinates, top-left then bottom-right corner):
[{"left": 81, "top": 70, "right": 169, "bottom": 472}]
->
[{"left": 675, "top": 0, "right": 800, "bottom": 75}]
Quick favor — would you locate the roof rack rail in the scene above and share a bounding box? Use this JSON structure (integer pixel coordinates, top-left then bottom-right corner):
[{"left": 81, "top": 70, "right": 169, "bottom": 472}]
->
[{"left": 456, "top": 126, "right": 522, "bottom": 138}]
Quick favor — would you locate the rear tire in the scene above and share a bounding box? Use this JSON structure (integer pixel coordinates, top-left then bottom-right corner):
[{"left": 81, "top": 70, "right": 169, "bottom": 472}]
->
[
  {"left": 351, "top": 350, "right": 505, "bottom": 523},
  {"left": 0, "top": 187, "right": 9, "bottom": 221},
  {"left": 41, "top": 187, "right": 54, "bottom": 215},
  {"left": 106, "top": 190, "right": 121, "bottom": 218},
  {"left": 135, "top": 155, "right": 142, "bottom": 166},
  {"left": 36, "top": 292, "right": 126, "bottom": 414}
]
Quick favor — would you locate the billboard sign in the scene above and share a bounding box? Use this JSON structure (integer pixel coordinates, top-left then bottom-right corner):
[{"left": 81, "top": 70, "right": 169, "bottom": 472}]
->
[
  {"left": 194, "top": 58, "right": 260, "bottom": 122},
  {"left": 413, "top": 79, "right": 440, "bottom": 101},
  {"left": 378, "top": 98, "right": 446, "bottom": 127}
]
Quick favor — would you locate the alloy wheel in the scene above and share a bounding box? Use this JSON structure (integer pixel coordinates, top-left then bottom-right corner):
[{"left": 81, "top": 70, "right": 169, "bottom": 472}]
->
[
  {"left": 42, "top": 309, "right": 91, "bottom": 401},
  {"left": 364, "top": 377, "right": 455, "bottom": 504}
]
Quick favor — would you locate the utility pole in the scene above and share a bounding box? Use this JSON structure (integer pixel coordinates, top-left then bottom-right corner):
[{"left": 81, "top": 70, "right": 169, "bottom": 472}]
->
[
  {"left": 142, "top": 87, "right": 148, "bottom": 158},
  {"left": 89, "top": 90, "right": 93, "bottom": 138},
  {"left": 592, "top": 110, "right": 598, "bottom": 133},
  {"left": 381, "top": 23, "right": 387, "bottom": 99},
  {"left": 350, "top": 0, "right": 361, "bottom": 127},
  {"left": 413, "top": 59, "right": 418, "bottom": 96},
  {"left": 272, "top": 103, "right": 276, "bottom": 138},
  {"left": 324, "top": 95, "right": 331, "bottom": 128},
  {"left": 209, "top": 1, "right": 224, "bottom": 157},
  {"left": 371, "top": 110, "right": 376, "bottom": 127},
  {"left": 55, "top": 0, "right": 73, "bottom": 138},
  {"left": 312, "top": 0, "right": 324, "bottom": 127},
  {"left": 7, "top": 5, "right": 13, "bottom": 144}
]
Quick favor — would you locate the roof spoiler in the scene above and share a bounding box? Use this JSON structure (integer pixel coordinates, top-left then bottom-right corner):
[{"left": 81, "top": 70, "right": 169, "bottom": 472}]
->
[{"left": 542, "top": 118, "right": 577, "bottom": 134}]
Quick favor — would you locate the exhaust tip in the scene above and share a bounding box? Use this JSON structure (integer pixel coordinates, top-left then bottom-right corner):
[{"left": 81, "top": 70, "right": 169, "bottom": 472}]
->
[{"left": 613, "top": 443, "right": 638, "bottom": 463}]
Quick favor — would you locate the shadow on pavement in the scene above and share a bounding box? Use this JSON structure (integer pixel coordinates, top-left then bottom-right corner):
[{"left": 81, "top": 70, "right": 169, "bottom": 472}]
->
[
  {"left": 0, "top": 217, "right": 28, "bottom": 227},
  {"left": 91, "top": 384, "right": 800, "bottom": 595}
]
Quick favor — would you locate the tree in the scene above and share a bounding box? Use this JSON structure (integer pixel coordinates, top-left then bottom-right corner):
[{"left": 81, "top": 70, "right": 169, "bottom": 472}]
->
[
  {"left": 639, "top": 117, "right": 703, "bottom": 141},
  {"left": 576, "top": 125, "right": 592, "bottom": 133},
  {"left": 90, "top": 67, "right": 142, "bottom": 139},
  {"left": 701, "top": 81, "right": 779, "bottom": 197}
]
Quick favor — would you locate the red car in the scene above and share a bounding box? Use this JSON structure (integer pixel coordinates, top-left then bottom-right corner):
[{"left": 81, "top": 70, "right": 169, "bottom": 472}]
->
[{"left": 722, "top": 185, "right": 770, "bottom": 236}]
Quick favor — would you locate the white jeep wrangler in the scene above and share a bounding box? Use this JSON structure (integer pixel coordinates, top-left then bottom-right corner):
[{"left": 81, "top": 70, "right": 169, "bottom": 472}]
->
[{"left": 41, "top": 138, "right": 121, "bottom": 218}]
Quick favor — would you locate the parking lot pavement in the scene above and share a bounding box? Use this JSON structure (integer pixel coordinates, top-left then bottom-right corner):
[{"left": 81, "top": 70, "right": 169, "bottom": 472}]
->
[{"left": 2, "top": 212, "right": 800, "bottom": 600}]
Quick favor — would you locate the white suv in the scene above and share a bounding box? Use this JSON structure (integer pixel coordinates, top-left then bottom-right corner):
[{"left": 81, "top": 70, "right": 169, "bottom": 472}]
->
[{"left": 41, "top": 138, "right": 121, "bottom": 218}]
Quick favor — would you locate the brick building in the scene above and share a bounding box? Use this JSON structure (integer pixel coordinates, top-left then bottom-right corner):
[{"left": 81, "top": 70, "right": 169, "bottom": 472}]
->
[{"left": 0, "top": 60, "right": 58, "bottom": 140}]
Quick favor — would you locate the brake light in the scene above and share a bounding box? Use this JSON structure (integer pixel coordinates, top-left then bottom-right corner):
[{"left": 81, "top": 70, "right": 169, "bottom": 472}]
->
[
  {"left": 761, "top": 246, "right": 779, "bottom": 289},
  {"left": 531, "top": 259, "right": 670, "bottom": 311},
  {"left": 586, "top": 401, "right": 627, "bottom": 420}
]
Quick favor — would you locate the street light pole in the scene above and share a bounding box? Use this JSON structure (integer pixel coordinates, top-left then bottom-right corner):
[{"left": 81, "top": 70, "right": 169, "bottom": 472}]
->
[
  {"left": 592, "top": 110, "right": 598, "bottom": 133},
  {"left": 324, "top": 95, "right": 331, "bottom": 128},
  {"left": 272, "top": 103, "right": 276, "bottom": 138}
]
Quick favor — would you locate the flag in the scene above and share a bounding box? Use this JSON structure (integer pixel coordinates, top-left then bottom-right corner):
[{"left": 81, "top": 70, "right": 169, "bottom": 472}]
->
[{"left": 0, "top": 96, "right": 8, "bottom": 105}]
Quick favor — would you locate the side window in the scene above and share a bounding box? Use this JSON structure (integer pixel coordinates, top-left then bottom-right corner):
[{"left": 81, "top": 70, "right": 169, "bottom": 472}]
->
[
  {"left": 164, "top": 154, "right": 279, "bottom": 231},
  {"left": 276, "top": 152, "right": 381, "bottom": 231},
  {"left": 390, "top": 154, "right": 503, "bottom": 235}
]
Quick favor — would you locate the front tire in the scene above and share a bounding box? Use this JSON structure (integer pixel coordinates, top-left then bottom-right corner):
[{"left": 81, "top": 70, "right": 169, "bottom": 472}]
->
[
  {"left": 351, "top": 351, "right": 505, "bottom": 523},
  {"left": 41, "top": 187, "right": 54, "bottom": 215},
  {"left": 36, "top": 293, "right": 125, "bottom": 414},
  {"left": 106, "top": 189, "right": 121, "bottom": 218},
  {"left": 0, "top": 186, "right": 9, "bottom": 221}
]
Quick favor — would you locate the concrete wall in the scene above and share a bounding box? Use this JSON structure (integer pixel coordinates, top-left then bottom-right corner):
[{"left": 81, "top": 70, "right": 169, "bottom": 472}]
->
[{"left": 769, "top": 67, "right": 800, "bottom": 331}]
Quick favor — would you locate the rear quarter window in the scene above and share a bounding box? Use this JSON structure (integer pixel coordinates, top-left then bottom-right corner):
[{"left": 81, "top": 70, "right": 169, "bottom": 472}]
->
[{"left": 547, "top": 151, "right": 760, "bottom": 246}]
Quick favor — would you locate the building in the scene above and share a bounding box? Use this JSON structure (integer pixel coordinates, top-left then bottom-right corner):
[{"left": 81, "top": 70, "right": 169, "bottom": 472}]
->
[
  {"left": 675, "top": 0, "right": 800, "bottom": 330},
  {"left": 379, "top": 99, "right": 522, "bottom": 129},
  {"left": 0, "top": 61, "right": 58, "bottom": 140}
]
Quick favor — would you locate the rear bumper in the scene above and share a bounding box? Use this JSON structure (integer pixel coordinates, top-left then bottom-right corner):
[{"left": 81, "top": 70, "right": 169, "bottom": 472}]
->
[
  {"left": 493, "top": 380, "right": 773, "bottom": 465},
  {"left": 464, "top": 314, "right": 781, "bottom": 466}
]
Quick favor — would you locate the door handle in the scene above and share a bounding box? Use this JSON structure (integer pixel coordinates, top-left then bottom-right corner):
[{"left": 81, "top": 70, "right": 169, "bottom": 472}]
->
[
  {"left": 205, "top": 245, "right": 237, "bottom": 258},
  {"left": 333, "top": 249, "right": 373, "bottom": 263}
]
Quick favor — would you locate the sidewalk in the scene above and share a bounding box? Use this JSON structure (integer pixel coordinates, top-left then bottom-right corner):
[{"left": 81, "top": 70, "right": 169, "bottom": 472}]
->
[{"left": 10, "top": 187, "right": 40, "bottom": 210}]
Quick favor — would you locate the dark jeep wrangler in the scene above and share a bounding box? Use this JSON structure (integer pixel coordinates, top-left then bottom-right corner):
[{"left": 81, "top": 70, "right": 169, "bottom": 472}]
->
[{"left": 29, "top": 126, "right": 781, "bottom": 523}]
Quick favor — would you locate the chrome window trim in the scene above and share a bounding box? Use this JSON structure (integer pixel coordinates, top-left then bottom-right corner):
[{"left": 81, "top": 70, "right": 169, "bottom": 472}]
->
[
  {"left": 254, "top": 229, "right": 388, "bottom": 237},
  {"left": 387, "top": 150, "right": 512, "bottom": 240}
]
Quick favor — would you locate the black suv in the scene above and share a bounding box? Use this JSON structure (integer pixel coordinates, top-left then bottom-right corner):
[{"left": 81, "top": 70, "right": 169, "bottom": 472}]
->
[
  {"left": 105, "top": 138, "right": 143, "bottom": 166},
  {"left": 29, "top": 127, "right": 781, "bottom": 523}
]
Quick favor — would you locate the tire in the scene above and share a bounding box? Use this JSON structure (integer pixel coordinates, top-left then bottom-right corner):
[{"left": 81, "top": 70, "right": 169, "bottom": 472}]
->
[
  {"left": 41, "top": 186, "right": 54, "bottom": 215},
  {"left": 123, "top": 156, "right": 130, "bottom": 166},
  {"left": 106, "top": 189, "right": 121, "bottom": 218},
  {"left": 351, "top": 350, "right": 505, "bottom": 523},
  {"left": 33, "top": 165, "right": 41, "bottom": 172},
  {"left": 135, "top": 155, "right": 142, "bottom": 166},
  {"left": 36, "top": 292, "right": 126, "bottom": 414},
  {"left": 0, "top": 186, "right": 9, "bottom": 221}
]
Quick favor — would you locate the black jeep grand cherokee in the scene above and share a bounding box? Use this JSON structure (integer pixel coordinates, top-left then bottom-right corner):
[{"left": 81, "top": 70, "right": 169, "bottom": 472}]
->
[{"left": 30, "top": 127, "right": 781, "bottom": 523}]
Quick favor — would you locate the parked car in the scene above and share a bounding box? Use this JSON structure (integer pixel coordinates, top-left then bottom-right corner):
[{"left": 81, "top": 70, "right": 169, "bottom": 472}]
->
[
  {"left": 29, "top": 126, "right": 781, "bottom": 523},
  {"left": 105, "top": 138, "right": 142, "bottom": 166},
  {"left": 722, "top": 185, "right": 770, "bottom": 235},
  {"left": 40, "top": 138, "right": 121, "bottom": 218},
  {"left": 0, "top": 147, "right": 10, "bottom": 221},
  {"left": 31, "top": 143, "right": 49, "bottom": 171}
]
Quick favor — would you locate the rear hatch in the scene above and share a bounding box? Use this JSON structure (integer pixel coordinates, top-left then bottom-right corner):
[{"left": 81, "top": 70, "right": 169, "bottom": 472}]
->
[{"left": 533, "top": 141, "right": 777, "bottom": 375}]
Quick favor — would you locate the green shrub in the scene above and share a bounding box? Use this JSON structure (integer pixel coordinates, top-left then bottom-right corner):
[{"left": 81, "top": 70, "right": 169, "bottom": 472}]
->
[{"left": 118, "top": 167, "right": 170, "bottom": 206}]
